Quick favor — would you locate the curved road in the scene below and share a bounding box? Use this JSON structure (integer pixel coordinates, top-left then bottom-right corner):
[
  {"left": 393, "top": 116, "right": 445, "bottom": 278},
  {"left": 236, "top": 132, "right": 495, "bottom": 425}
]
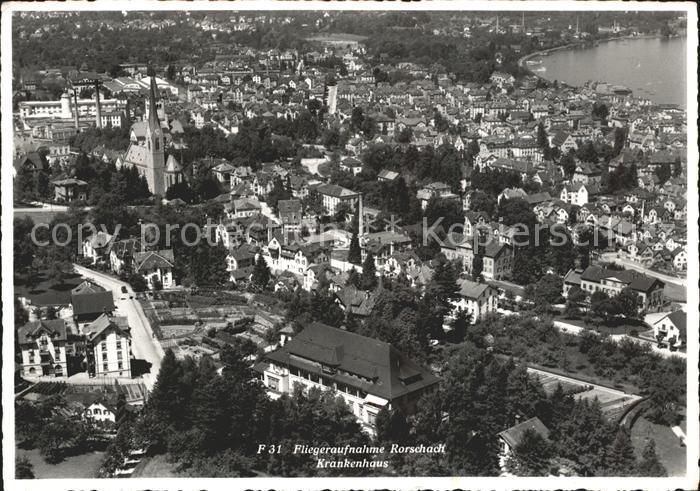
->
[
  {"left": 598, "top": 252, "right": 687, "bottom": 287},
  {"left": 74, "top": 264, "right": 164, "bottom": 390}
]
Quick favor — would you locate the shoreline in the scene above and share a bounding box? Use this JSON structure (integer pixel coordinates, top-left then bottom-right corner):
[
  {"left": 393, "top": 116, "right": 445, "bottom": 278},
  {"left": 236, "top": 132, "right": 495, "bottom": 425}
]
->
[
  {"left": 518, "top": 32, "right": 670, "bottom": 73},
  {"left": 517, "top": 32, "right": 684, "bottom": 103}
]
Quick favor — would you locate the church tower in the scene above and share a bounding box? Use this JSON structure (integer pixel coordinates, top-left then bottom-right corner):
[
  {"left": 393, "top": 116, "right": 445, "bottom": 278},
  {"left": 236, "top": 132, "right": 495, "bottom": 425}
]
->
[{"left": 145, "top": 75, "right": 166, "bottom": 196}]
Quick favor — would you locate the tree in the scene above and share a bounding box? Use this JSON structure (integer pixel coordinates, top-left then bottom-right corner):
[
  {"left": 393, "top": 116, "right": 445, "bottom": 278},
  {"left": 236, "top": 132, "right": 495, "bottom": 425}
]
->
[
  {"left": 128, "top": 273, "right": 148, "bottom": 292},
  {"left": 655, "top": 162, "right": 672, "bottom": 185},
  {"left": 48, "top": 260, "right": 74, "bottom": 286},
  {"left": 605, "top": 428, "right": 636, "bottom": 476},
  {"left": 524, "top": 274, "right": 563, "bottom": 312},
  {"left": 139, "top": 349, "right": 185, "bottom": 451},
  {"left": 15, "top": 456, "right": 35, "bottom": 479},
  {"left": 590, "top": 290, "right": 620, "bottom": 326},
  {"left": 348, "top": 233, "right": 362, "bottom": 265},
  {"left": 560, "top": 151, "right": 577, "bottom": 179},
  {"left": 672, "top": 157, "right": 682, "bottom": 177},
  {"left": 251, "top": 255, "right": 271, "bottom": 290},
  {"left": 536, "top": 121, "right": 548, "bottom": 148},
  {"left": 506, "top": 428, "right": 554, "bottom": 476},
  {"left": 166, "top": 181, "right": 195, "bottom": 203},
  {"left": 592, "top": 102, "right": 609, "bottom": 121},
  {"left": 564, "top": 286, "right": 586, "bottom": 319},
  {"left": 361, "top": 253, "right": 377, "bottom": 290},
  {"left": 637, "top": 440, "right": 667, "bottom": 477},
  {"left": 469, "top": 190, "right": 496, "bottom": 216},
  {"left": 616, "top": 287, "right": 641, "bottom": 320}
]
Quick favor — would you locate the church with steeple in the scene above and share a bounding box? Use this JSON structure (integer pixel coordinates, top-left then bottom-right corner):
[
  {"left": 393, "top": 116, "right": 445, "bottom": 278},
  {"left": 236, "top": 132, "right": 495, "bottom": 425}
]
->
[{"left": 119, "top": 74, "right": 182, "bottom": 196}]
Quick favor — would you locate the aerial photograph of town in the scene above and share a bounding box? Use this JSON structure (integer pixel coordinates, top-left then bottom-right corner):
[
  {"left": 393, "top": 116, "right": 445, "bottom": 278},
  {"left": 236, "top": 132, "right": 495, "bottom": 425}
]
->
[{"left": 4, "top": 3, "right": 697, "bottom": 489}]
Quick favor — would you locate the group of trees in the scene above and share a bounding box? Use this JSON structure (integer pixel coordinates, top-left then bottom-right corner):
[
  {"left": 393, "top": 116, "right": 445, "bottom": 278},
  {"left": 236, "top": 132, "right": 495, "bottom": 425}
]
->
[
  {"left": 70, "top": 126, "right": 131, "bottom": 153},
  {"left": 376, "top": 344, "right": 666, "bottom": 477},
  {"left": 16, "top": 395, "right": 102, "bottom": 465},
  {"left": 133, "top": 348, "right": 373, "bottom": 476},
  {"left": 484, "top": 312, "right": 685, "bottom": 427},
  {"left": 16, "top": 151, "right": 152, "bottom": 207}
]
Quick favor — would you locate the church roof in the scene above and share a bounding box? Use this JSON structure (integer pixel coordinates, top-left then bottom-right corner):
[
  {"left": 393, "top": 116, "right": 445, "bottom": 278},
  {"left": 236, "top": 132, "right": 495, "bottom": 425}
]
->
[{"left": 123, "top": 143, "right": 151, "bottom": 166}]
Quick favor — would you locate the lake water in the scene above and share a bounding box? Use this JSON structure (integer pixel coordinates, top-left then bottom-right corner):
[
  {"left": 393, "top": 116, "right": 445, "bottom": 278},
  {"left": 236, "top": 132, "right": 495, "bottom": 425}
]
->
[{"left": 534, "top": 36, "right": 687, "bottom": 106}]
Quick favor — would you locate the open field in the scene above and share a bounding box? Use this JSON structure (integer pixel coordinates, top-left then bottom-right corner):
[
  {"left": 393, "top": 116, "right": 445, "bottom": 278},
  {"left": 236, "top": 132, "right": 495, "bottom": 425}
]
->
[
  {"left": 15, "top": 271, "right": 84, "bottom": 306},
  {"left": 131, "top": 454, "right": 180, "bottom": 478},
  {"left": 305, "top": 33, "right": 367, "bottom": 45},
  {"left": 630, "top": 417, "right": 686, "bottom": 476},
  {"left": 17, "top": 447, "right": 105, "bottom": 479}
]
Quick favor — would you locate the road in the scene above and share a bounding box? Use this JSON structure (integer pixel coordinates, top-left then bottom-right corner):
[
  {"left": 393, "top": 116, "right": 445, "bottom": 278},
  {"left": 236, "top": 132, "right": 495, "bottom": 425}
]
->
[
  {"left": 74, "top": 264, "right": 164, "bottom": 390},
  {"left": 598, "top": 252, "right": 687, "bottom": 287},
  {"left": 553, "top": 319, "right": 686, "bottom": 360}
]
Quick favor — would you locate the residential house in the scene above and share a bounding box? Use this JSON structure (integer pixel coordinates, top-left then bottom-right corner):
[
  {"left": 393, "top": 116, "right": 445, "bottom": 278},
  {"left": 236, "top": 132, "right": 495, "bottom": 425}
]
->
[
  {"left": 559, "top": 182, "right": 589, "bottom": 206},
  {"left": 133, "top": 249, "right": 176, "bottom": 289},
  {"left": 316, "top": 183, "right": 361, "bottom": 216},
  {"left": 335, "top": 286, "right": 378, "bottom": 317},
  {"left": 578, "top": 265, "right": 665, "bottom": 313},
  {"left": 82, "top": 232, "right": 114, "bottom": 264},
  {"left": 416, "top": 182, "right": 459, "bottom": 210},
  {"left": 498, "top": 417, "right": 550, "bottom": 473},
  {"left": 71, "top": 280, "right": 115, "bottom": 329},
  {"left": 481, "top": 242, "right": 514, "bottom": 281},
  {"left": 18, "top": 319, "right": 69, "bottom": 378},
  {"left": 84, "top": 314, "right": 132, "bottom": 378},
  {"left": 652, "top": 310, "right": 686, "bottom": 349},
  {"left": 109, "top": 238, "right": 142, "bottom": 274},
  {"left": 278, "top": 199, "right": 303, "bottom": 233},
  {"left": 52, "top": 178, "right": 88, "bottom": 203},
  {"left": 450, "top": 279, "right": 499, "bottom": 324}
]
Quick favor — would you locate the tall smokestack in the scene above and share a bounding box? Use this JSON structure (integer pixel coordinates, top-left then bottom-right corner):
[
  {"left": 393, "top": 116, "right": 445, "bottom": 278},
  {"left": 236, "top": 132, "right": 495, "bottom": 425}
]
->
[
  {"left": 73, "top": 90, "right": 80, "bottom": 129},
  {"left": 94, "top": 80, "right": 102, "bottom": 129},
  {"left": 358, "top": 193, "right": 364, "bottom": 236}
]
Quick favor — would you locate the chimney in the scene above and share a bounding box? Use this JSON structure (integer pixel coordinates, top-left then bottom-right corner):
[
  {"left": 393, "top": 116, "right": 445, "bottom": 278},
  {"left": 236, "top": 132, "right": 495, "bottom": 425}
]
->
[
  {"left": 73, "top": 90, "right": 80, "bottom": 129},
  {"left": 94, "top": 80, "right": 102, "bottom": 129},
  {"left": 358, "top": 194, "right": 364, "bottom": 236}
]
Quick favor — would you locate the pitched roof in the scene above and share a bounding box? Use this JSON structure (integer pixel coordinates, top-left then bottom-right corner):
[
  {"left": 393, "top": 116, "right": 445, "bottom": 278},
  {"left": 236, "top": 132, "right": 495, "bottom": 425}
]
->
[
  {"left": 498, "top": 417, "right": 550, "bottom": 449},
  {"left": 84, "top": 314, "right": 130, "bottom": 343},
  {"left": 335, "top": 286, "right": 378, "bottom": 316},
  {"left": 265, "top": 322, "right": 439, "bottom": 400},
  {"left": 278, "top": 199, "right": 302, "bottom": 216},
  {"left": 71, "top": 281, "right": 115, "bottom": 316},
  {"left": 85, "top": 231, "right": 113, "bottom": 248},
  {"left": 457, "top": 279, "right": 493, "bottom": 299},
  {"left": 133, "top": 249, "right": 174, "bottom": 271},
  {"left": 316, "top": 183, "right": 359, "bottom": 198},
  {"left": 18, "top": 319, "right": 68, "bottom": 345},
  {"left": 579, "top": 265, "right": 663, "bottom": 292}
]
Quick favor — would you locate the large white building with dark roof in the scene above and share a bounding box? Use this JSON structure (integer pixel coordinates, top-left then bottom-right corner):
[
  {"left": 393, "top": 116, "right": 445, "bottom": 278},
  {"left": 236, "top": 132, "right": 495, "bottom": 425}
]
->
[{"left": 255, "top": 322, "right": 439, "bottom": 435}]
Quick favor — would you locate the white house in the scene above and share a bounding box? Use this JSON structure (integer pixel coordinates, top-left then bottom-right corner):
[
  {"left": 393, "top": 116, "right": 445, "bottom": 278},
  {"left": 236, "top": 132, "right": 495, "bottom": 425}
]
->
[
  {"left": 652, "top": 310, "right": 686, "bottom": 349},
  {"left": 84, "top": 314, "right": 132, "bottom": 378},
  {"left": 82, "top": 232, "right": 114, "bottom": 264},
  {"left": 133, "top": 249, "right": 176, "bottom": 289},
  {"left": 450, "top": 279, "right": 498, "bottom": 324}
]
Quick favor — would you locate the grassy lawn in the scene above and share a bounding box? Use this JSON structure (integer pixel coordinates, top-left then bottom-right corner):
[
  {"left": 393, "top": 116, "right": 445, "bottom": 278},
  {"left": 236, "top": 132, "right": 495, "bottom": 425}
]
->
[
  {"left": 630, "top": 417, "right": 686, "bottom": 476},
  {"left": 131, "top": 454, "right": 180, "bottom": 478},
  {"left": 15, "top": 271, "right": 84, "bottom": 306},
  {"left": 553, "top": 314, "right": 646, "bottom": 336},
  {"left": 16, "top": 447, "right": 105, "bottom": 479},
  {"left": 663, "top": 282, "right": 687, "bottom": 303}
]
